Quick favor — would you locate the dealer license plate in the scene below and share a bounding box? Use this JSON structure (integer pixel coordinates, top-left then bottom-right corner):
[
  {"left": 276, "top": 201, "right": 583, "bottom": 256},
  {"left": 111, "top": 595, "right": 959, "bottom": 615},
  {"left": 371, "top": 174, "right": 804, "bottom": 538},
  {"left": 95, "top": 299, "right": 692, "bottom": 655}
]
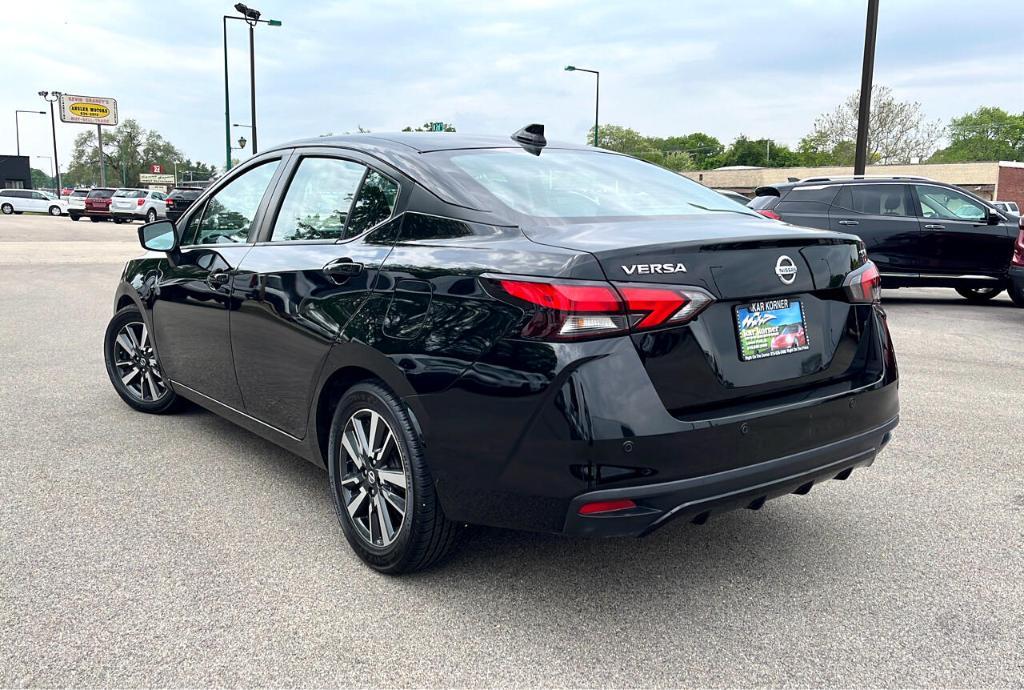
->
[{"left": 734, "top": 298, "right": 809, "bottom": 361}]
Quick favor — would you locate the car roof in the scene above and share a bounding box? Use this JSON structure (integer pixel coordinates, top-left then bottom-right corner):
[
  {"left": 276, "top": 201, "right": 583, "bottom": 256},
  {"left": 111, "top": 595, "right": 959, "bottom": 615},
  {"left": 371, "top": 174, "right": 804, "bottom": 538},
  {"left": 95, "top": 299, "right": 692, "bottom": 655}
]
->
[{"left": 267, "top": 131, "right": 590, "bottom": 154}]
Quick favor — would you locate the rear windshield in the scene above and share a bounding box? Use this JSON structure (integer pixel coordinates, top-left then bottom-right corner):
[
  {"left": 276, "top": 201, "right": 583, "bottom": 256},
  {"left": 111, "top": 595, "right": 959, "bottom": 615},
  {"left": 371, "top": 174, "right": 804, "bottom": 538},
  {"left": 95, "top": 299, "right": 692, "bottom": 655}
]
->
[
  {"left": 113, "top": 189, "right": 147, "bottom": 198},
  {"left": 87, "top": 189, "right": 115, "bottom": 198},
  {"left": 71, "top": 190, "right": 89, "bottom": 198},
  {"left": 442, "top": 149, "right": 761, "bottom": 220},
  {"left": 749, "top": 195, "right": 780, "bottom": 210},
  {"left": 169, "top": 190, "right": 201, "bottom": 199}
]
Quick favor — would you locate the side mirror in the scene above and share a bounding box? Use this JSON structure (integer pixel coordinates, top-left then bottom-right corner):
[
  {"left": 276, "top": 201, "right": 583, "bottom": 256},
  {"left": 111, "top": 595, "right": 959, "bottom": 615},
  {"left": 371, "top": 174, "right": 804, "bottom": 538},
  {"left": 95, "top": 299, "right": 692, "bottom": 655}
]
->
[
  {"left": 138, "top": 219, "right": 178, "bottom": 252},
  {"left": 987, "top": 210, "right": 1004, "bottom": 225}
]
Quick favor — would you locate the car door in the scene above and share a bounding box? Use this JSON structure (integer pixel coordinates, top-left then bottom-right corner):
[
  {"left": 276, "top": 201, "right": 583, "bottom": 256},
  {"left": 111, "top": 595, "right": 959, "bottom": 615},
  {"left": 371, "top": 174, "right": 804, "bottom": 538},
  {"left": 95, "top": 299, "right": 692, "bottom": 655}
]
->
[
  {"left": 912, "top": 183, "right": 1013, "bottom": 277},
  {"left": 30, "top": 191, "right": 50, "bottom": 212},
  {"left": 230, "top": 150, "right": 405, "bottom": 437},
  {"left": 829, "top": 184, "right": 921, "bottom": 274},
  {"left": 150, "top": 155, "right": 287, "bottom": 409}
]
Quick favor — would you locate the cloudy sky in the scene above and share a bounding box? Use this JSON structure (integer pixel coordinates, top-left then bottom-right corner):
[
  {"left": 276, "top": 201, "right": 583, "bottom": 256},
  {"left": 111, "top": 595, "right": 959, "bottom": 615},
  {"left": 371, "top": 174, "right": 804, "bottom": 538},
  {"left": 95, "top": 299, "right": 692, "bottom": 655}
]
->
[{"left": 2, "top": 0, "right": 1022, "bottom": 175}]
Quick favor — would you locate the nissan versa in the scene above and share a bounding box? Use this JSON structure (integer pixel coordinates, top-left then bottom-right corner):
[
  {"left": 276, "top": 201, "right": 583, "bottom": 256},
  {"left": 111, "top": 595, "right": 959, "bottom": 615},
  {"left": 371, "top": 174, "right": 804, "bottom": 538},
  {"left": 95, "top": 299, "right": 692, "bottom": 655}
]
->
[{"left": 103, "top": 127, "right": 899, "bottom": 573}]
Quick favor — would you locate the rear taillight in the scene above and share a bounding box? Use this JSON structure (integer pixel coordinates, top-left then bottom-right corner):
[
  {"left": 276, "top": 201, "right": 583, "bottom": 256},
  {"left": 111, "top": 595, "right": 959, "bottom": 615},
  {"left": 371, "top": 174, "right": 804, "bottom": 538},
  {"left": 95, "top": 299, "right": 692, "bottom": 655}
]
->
[
  {"left": 757, "top": 209, "right": 782, "bottom": 220},
  {"left": 137, "top": 198, "right": 146, "bottom": 206},
  {"left": 487, "top": 276, "right": 714, "bottom": 340},
  {"left": 165, "top": 198, "right": 174, "bottom": 206},
  {"left": 1013, "top": 223, "right": 1024, "bottom": 268},
  {"left": 844, "top": 261, "right": 881, "bottom": 303}
]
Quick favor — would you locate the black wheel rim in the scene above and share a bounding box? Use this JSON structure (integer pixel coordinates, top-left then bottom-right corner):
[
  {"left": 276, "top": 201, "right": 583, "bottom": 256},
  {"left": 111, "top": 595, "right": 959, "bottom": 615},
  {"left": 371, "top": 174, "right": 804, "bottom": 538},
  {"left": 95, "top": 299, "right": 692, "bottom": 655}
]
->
[
  {"left": 339, "top": 408, "right": 408, "bottom": 547},
  {"left": 112, "top": 321, "right": 168, "bottom": 402}
]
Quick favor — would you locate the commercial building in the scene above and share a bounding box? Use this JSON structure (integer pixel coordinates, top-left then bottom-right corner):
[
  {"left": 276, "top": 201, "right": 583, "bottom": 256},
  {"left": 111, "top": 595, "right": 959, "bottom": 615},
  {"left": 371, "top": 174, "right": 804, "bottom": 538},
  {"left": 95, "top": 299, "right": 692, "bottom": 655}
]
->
[
  {"left": 684, "top": 161, "right": 1024, "bottom": 208},
  {"left": 0, "top": 155, "right": 33, "bottom": 189}
]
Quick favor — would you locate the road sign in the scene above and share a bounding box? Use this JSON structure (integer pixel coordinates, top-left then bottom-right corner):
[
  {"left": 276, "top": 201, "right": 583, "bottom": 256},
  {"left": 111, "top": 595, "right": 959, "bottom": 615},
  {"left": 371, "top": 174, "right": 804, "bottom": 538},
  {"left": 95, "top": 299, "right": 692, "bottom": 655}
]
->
[
  {"left": 150, "top": 164, "right": 163, "bottom": 174},
  {"left": 59, "top": 94, "right": 118, "bottom": 126},
  {"left": 139, "top": 173, "right": 175, "bottom": 184},
  {"left": 430, "top": 122, "right": 445, "bottom": 132}
]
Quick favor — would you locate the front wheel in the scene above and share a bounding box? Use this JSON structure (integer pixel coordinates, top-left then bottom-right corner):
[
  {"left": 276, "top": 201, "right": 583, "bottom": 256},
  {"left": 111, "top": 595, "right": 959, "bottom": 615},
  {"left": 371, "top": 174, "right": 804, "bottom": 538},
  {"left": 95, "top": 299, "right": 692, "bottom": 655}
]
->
[
  {"left": 146, "top": 208, "right": 157, "bottom": 222},
  {"left": 48, "top": 205, "right": 62, "bottom": 216},
  {"left": 955, "top": 286, "right": 1002, "bottom": 302},
  {"left": 103, "top": 307, "right": 181, "bottom": 414},
  {"left": 328, "top": 382, "right": 461, "bottom": 574}
]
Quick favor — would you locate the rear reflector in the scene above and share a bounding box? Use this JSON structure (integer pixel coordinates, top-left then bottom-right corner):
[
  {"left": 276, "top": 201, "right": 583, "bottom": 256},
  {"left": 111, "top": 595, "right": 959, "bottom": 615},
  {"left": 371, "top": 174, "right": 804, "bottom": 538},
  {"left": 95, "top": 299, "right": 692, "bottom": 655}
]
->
[
  {"left": 578, "top": 499, "right": 636, "bottom": 515},
  {"left": 757, "top": 209, "right": 782, "bottom": 220},
  {"left": 844, "top": 261, "right": 881, "bottom": 303},
  {"left": 490, "top": 277, "right": 715, "bottom": 340}
]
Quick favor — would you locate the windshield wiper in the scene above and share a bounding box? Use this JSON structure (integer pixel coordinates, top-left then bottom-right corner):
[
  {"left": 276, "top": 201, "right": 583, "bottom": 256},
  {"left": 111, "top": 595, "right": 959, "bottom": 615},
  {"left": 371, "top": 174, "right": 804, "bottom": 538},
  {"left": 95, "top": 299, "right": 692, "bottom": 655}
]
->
[{"left": 687, "top": 202, "right": 758, "bottom": 217}]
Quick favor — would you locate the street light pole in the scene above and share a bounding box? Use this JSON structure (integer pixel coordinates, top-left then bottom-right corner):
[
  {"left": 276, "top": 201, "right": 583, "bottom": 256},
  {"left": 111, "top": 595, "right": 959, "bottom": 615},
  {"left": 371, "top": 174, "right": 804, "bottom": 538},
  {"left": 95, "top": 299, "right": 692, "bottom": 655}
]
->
[
  {"left": 854, "top": 0, "right": 880, "bottom": 176},
  {"left": 564, "top": 65, "right": 600, "bottom": 147},
  {"left": 223, "top": 15, "right": 232, "bottom": 172},
  {"left": 38, "top": 92, "right": 62, "bottom": 194},
  {"left": 222, "top": 6, "right": 280, "bottom": 168},
  {"left": 248, "top": 21, "right": 258, "bottom": 154},
  {"left": 15, "top": 110, "right": 46, "bottom": 156}
]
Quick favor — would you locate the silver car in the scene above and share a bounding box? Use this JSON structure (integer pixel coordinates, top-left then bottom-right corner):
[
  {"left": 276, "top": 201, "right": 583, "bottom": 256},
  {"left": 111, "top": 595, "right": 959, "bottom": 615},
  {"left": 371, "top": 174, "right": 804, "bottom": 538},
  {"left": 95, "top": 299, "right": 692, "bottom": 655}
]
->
[{"left": 109, "top": 188, "right": 168, "bottom": 223}]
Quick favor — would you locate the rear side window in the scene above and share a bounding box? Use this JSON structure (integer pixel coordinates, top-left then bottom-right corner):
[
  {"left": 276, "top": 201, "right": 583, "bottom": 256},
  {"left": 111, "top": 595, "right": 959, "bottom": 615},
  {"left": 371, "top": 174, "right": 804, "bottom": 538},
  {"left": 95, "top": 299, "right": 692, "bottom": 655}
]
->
[
  {"left": 344, "top": 170, "right": 399, "bottom": 239},
  {"left": 749, "top": 195, "right": 780, "bottom": 210},
  {"left": 834, "top": 185, "right": 911, "bottom": 217},
  {"left": 270, "top": 158, "right": 366, "bottom": 242}
]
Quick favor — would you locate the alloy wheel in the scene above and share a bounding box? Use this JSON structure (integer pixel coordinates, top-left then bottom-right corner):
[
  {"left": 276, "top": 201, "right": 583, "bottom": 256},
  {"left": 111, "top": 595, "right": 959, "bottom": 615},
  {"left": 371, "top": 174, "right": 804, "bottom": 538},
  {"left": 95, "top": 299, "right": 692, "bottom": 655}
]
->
[
  {"left": 111, "top": 321, "right": 168, "bottom": 402},
  {"left": 339, "top": 408, "right": 409, "bottom": 548}
]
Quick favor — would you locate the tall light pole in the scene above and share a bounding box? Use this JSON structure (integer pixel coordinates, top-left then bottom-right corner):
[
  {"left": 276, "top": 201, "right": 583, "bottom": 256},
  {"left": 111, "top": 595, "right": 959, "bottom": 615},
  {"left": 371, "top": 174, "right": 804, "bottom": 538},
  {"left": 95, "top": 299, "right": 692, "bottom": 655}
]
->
[
  {"left": 565, "top": 65, "right": 600, "bottom": 147},
  {"left": 222, "top": 4, "right": 281, "bottom": 169},
  {"left": 854, "top": 0, "right": 879, "bottom": 175},
  {"left": 15, "top": 110, "right": 45, "bottom": 156},
  {"left": 38, "top": 91, "right": 62, "bottom": 194}
]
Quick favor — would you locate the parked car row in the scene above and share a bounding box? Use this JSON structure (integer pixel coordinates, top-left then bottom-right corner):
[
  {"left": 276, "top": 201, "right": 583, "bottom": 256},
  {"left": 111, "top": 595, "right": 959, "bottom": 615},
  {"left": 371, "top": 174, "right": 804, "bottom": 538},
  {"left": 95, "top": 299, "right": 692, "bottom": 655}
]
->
[
  {"left": 71, "top": 187, "right": 169, "bottom": 223},
  {"left": 747, "top": 176, "right": 1024, "bottom": 306}
]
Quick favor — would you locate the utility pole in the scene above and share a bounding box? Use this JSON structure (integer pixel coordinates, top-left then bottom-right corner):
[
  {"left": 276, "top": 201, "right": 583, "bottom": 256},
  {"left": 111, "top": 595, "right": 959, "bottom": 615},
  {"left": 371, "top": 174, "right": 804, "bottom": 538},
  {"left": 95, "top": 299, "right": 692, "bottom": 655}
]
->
[
  {"left": 38, "top": 92, "right": 62, "bottom": 194},
  {"left": 854, "top": 0, "right": 880, "bottom": 176},
  {"left": 97, "top": 124, "right": 106, "bottom": 186},
  {"left": 248, "top": 21, "right": 258, "bottom": 154}
]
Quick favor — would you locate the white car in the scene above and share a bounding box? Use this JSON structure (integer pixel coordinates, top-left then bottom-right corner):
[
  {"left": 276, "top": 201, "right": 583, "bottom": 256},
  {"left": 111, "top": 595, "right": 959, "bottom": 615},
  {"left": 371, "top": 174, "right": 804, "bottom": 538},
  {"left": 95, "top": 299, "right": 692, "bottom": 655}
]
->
[
  {"left": 0, "top": 189, "right": 67, "bottom": 216},
  {"left": 993, "top": 200, "right": 1020, "bottom": 215},
  {"left": 67, "top": 188, "right": 90, "bottom": 221},
  {"left": 109, "top": 188, "right": 168, "bottom": 223}
]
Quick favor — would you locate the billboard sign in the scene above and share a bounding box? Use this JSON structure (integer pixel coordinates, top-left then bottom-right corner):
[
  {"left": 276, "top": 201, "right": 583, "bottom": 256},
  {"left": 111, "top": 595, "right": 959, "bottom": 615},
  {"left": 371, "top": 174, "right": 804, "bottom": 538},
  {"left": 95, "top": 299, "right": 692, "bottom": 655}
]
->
[
  {"left": 150, "top": 164, "right": 163, "bottom": 174},
  {"left": 59, "top": 94, "right": 118, "bottom": 126},
  {"left": 139, "top": 173, "right": 175, "bottom": 184}
]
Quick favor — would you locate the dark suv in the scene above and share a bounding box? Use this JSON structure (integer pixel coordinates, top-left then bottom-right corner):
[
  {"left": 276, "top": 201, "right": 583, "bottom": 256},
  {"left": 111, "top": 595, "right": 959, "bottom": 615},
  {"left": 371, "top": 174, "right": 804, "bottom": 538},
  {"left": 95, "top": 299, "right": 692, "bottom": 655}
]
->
[{"left": 750, "top": 177, "right": 1024, "bottom": 305}]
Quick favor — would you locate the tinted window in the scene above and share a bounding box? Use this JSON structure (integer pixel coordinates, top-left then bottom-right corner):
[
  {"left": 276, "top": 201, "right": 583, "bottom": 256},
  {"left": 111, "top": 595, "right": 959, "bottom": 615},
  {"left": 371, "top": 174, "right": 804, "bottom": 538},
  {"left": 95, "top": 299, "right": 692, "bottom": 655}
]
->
[
  {"left": 31, "top": 192, "right": 48, "bottom": 200},
  {"left": 916, "top": 185, "right": 986, "bottom": 222},
  {"left": 114, "top": 190, "right": 147, "bottom": 198},
  {"left": 345, "top": 170, "right": 399, "bottom": 239},
  {"left": 445, "top": 149, "right": 760, "bottom": 219},
  {"left": 71, "top": 190, "right": 89, "bottom": 198},
  {"left": 749, "top": 195, "right": 780, "bottom": 210},
  {"left": 270, "top": 158, "right": 365, "bottom": 242},
  {"left": 834, "top": 184, "right": 911, "bottom": 217},
  {"left": 783, "top": 185, "right": 839, "bottom": 205},
  {"left": 186, "top": 161, "right": 279, "bottom": 245},
  {"left": 88, "top": 189, "right": 115, "bottom": 199}
]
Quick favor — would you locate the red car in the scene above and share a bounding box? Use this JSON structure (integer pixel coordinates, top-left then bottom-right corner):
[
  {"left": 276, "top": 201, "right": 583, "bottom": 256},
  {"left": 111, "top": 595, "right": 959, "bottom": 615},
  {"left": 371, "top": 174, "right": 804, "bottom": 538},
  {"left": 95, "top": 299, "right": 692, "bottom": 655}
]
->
[
  {"left": 771, "top": 324, "right": 807, "bottom": 351},
  {"left": 84, "top": 188, "right": 117, "bottom": 222}
]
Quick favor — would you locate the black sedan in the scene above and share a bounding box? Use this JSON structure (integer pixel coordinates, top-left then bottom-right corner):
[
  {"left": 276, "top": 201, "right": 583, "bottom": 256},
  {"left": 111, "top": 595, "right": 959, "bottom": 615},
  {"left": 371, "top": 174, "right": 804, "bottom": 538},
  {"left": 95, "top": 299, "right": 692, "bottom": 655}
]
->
[
  {"left": 104, "top": 127, "right": 899, "bottom": 573},
  {"left": 164, "top": 188, "right": 203, "bottom": 223}
]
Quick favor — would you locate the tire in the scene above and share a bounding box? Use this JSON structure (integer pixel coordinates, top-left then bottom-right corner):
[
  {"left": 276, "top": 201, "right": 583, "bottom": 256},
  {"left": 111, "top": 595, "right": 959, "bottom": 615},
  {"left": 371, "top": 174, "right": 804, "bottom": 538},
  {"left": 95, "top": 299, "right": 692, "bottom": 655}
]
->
[
  {"left": 1008, "top": 282, "right": 1024, "bottom": 308},
  {"left": 70, "top": 214, "right": 80, "bottom": 221},
  {"left": 103, "top": 306, "right": 181, "bottom": 414},
  {"left": 146, "top": 208, "right": 157, "bottom": 222},
  {"left": 89, "top": 216, "right": 101, "bottom": 223},
  {"left": 328, "top": 381, "right": 461, "bottom": 574},
  {"left": 955, "top": 286, "right": 1002, "bottom": 302},
  {"left": 0, "top": 203, "right": 12, "bottom": 214},
  {"left": 48, "top": 205, "right": 62, "bottom": 216},
  {"left": 113, "top": 217, "right": 124, "bottom": 224}
]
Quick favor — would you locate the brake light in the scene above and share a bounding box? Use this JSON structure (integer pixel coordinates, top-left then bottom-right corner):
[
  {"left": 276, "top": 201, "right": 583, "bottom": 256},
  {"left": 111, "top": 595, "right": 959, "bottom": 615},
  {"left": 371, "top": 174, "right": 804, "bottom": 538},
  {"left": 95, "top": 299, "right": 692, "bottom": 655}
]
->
[
  {"left": 165, "top": 198, "right": 174, "bottom": 206},
  {"left": 844, "top": 261, "right": 881, "bottom": 303},
  {"left": 578, "top": 499, "right": 636, "bottom": 515},
  {"left": 757, "top": 209, "right": 782, "bottom": 220},
  {"left": 137, "top": 198, "right": 146, "bottom": 206},
  {"left": 1012, "top": 226, "right": 1024, "bottom": 268},
  {"left": 489, "top": 277, "right": 715, "bottom": 340}
]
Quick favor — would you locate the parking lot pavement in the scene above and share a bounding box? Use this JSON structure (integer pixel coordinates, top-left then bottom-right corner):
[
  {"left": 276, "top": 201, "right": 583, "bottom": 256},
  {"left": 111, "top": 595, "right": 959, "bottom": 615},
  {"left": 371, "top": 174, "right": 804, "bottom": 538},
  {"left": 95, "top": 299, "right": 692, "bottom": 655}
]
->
[{"left": 2, "top": 214, "right": 1022, "bottom": 687}]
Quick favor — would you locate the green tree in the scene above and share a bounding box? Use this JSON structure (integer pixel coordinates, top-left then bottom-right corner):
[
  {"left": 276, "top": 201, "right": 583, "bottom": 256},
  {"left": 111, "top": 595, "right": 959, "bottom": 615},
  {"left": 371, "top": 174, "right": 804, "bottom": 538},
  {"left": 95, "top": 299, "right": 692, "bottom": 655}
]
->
[
  {"left": 717, "top": 136, "right": 799, "bottom": 168},
  {"left": 30, "top": 168, "right": 55, "bottom": 189},
  {"left": 799, "top": 85, "right": 942, "bottom": 165},
  {"left": 402, "top": 122, "right": 456, "bottom": 132},
  {"left": 929, "top": 107, "right": 1024, "bottom": 163},
  {"left": 586, "top": 125, "right": 694, "bottom": 171}
]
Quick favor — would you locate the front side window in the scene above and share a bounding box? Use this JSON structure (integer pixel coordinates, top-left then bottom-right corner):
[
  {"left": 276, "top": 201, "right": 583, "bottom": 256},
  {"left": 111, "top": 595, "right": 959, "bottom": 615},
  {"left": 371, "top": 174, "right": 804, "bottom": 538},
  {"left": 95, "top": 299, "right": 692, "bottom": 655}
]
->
[
  {"left": 187, "top": 160, "right": 279, "bottom": 245},
  {"left": 834, "top": 184, "right": 911, "bottom": 217},
  {"left": 345, "top": 170, "right": 399, "bottom": 239},
  {"left": 443, "top": 149, "right": 760, "bottom": 219},
  {"left": 270, "top": 158, "right": 366, "bottom": 242},
  {"left": 916, "top": 185, "right": 986, "bottom": 222}
]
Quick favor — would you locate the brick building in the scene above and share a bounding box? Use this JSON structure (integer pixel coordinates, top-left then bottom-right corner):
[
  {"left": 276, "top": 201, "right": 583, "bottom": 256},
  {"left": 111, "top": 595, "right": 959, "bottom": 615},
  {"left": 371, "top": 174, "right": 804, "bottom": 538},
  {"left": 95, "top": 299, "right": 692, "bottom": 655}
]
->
[{"left": 683, "top": 161, "right": 1024, "bottom": 208}]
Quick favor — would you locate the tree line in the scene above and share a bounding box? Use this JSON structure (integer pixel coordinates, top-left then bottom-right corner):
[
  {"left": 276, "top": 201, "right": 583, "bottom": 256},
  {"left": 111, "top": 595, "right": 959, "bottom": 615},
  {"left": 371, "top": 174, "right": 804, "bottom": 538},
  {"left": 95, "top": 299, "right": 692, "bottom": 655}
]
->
[{"left": 589, "top": 86, "right": 1024, "bottom": 172}]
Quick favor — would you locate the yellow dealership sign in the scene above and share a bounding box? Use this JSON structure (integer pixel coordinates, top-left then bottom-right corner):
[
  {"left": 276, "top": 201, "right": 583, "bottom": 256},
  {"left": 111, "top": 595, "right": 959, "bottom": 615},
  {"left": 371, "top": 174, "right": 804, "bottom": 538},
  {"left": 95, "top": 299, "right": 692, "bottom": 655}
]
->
[{"left": 59, "top": 94, "right": 118, "bottom": 126}]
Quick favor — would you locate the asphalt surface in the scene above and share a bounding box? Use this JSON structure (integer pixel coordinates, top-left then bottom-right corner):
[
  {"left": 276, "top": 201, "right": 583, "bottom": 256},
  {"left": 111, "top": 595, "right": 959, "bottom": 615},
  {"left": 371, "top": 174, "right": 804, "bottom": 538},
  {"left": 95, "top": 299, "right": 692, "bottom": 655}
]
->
[{"left": 2, "top": 214, "right": 1022, "bottom": 687}]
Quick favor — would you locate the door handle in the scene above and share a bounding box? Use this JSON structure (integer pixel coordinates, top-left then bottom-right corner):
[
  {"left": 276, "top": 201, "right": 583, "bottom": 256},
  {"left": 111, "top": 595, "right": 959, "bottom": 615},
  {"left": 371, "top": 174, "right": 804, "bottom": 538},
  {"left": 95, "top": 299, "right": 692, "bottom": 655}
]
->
[
  {"left": 924, "top": 224, "right": 945, "bottom": 229},
  {"left": 207, "top": 271, "right": 230, "bottom": 287},
  {"left": 323, "top": 259, "right": 365, "bottom": 281},
  {"left": 837, "top": 220, "right": 859, "bottom": 226}
]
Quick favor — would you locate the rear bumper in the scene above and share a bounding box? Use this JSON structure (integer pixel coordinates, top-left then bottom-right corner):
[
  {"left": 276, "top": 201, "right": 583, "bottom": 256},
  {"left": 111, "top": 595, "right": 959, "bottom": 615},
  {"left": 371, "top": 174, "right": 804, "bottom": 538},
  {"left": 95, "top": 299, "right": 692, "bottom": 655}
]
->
[
  {"left": 563, "top": 415, "right": 897, "bottom": 537},
  {"left": 111, "top": 211, "right": 146, "bottom": 219}
]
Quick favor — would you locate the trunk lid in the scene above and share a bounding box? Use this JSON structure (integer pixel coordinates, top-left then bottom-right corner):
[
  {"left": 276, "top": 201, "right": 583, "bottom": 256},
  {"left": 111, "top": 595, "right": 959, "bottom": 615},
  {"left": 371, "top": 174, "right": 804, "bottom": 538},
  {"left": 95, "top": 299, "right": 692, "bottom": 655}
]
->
[{"left": 522, "top": 215, "right": 880, "bottom": 417}]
